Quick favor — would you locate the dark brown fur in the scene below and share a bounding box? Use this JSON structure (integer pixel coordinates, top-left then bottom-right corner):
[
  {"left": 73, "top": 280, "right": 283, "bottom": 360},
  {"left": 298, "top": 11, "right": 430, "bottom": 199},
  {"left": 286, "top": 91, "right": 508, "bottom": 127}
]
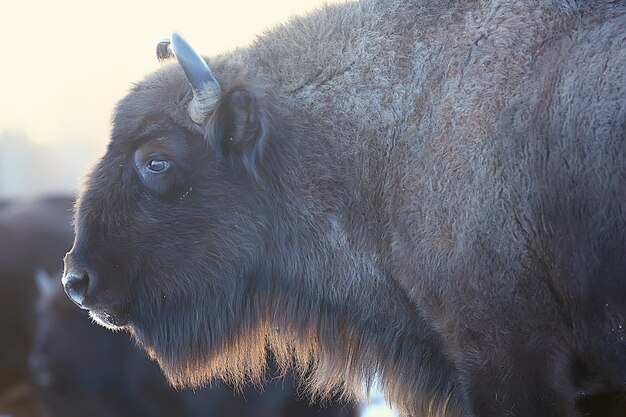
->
[
  {"left": 66, "top": 1, "right": 626, "bottom": 416},
  {"left": 32, "top": 271, "right": 356, "bottom": 417}
]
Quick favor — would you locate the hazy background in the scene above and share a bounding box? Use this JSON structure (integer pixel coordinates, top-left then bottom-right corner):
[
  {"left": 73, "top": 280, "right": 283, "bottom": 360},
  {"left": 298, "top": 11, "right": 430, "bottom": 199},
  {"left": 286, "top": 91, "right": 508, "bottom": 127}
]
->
[{"left": 0, "top": 0, "right": 344, "bottom": 198}]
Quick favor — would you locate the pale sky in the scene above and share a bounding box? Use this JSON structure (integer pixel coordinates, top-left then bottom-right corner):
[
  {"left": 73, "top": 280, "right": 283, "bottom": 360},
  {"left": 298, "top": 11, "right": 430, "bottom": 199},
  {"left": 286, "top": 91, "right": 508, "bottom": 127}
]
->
[{"left": 0, "top": 0, "right": 343, "bottom": 148}]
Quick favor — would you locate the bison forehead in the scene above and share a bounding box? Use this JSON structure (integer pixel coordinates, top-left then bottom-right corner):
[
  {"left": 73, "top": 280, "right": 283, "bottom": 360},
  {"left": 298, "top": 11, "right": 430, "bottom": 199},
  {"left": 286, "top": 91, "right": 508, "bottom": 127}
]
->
[{"left": 111, "top": 62, "right": 210, "bottom": 143}]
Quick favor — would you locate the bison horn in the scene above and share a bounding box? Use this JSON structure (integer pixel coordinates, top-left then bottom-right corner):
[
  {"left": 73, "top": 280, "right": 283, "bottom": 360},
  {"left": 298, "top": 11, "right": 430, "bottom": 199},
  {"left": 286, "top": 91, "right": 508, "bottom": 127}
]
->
[
  {"left": 156, "top": 38, "right": 174, "bottom": 62},
  {"left": 170, "top": 32, "right": 221, "bottom": 124}
]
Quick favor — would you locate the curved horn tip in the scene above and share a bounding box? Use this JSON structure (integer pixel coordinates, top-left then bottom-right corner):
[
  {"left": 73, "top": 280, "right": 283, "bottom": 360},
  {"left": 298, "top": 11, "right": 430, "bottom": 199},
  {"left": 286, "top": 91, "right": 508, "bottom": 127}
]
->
[
  {"left": 170, "top": 31, "right": 184, "bottom": 46},
  {"left": 170, "top": 32, "right": 196, "bottom": 59},
  {"left": 156, "top": 38, "right": 173, "bottom": 62}
]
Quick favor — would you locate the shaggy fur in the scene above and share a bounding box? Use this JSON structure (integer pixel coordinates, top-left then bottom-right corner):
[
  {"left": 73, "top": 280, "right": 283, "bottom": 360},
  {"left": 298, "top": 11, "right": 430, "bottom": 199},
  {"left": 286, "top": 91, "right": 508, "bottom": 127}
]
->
[
  {"left": 32, "top": 271, "right": 355, "bottom": 417},
  {"left": 65, "top": 1, "right": 626, "bottom": 416}
]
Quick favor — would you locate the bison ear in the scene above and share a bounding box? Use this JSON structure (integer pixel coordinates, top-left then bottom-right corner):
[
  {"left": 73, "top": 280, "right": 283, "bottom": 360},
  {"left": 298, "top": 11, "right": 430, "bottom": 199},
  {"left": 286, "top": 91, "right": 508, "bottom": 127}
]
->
[
  {"left": 208, "top": 86, "right": 271, "bottom": 180},
  {"left": 35, "top": 268, "right": 55, "bottom": 297}
]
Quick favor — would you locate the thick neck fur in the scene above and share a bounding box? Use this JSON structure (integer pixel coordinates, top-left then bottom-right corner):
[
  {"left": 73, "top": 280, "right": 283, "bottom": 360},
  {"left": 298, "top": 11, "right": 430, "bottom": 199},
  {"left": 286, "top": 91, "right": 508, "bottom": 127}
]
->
[
  {"left": 265, "top": 208, "right": 467, "bottom": 417},
  {"left": 136, "top": 119, "right": 466, "bottom": 416},
  {"left": 229, "top": 116, "right": 465, "bottom": 416}
]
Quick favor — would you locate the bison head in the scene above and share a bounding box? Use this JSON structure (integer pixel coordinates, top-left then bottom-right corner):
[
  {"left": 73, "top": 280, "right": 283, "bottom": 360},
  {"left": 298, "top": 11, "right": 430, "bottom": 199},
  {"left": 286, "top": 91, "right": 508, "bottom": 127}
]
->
[
  {"left": 61, "top": 32, "right": 459, "bottom": 416},
  {"left": 62, "top": 33, "right": 292, "bottom": 387}
]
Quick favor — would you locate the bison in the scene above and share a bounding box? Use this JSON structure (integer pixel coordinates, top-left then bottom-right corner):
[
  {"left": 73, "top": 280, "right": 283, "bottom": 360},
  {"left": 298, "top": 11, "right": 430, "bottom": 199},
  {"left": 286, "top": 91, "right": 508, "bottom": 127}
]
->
[
  {"left": 0, "top": 195, "right": 74, "bottom": 391},
  {"left": 31, "top": 269, "right": 355, "bottom": 417},
  {"left": 62, "top": 1, "right": 626, "bottom": 416}
]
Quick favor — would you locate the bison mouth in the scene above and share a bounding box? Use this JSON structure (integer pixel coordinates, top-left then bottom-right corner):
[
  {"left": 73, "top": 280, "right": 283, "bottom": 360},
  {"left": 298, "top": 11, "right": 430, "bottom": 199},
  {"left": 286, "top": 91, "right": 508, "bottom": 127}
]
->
[{"left": 89, "top": 305, "right": 130, "bottom": 330}]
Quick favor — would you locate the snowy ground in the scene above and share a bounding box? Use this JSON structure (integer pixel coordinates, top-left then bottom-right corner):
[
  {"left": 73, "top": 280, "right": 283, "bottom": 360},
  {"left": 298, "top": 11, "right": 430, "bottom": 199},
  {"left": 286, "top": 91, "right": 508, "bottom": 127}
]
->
[{"left": 359, "top": 384, "right": 400, "bottom": 417}]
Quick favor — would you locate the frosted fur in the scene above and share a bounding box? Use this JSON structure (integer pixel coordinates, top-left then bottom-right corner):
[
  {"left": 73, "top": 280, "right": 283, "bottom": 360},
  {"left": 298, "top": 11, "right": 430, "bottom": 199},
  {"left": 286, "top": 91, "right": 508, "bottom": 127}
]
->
[{"left": 69, "top": 1, "right": 626, "bottom": 416}]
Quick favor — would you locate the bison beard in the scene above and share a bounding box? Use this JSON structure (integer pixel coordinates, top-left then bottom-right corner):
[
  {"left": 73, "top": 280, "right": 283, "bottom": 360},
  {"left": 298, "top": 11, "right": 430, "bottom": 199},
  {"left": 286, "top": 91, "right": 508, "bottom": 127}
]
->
[
  {"left": 124, "top": 248, "right": 460, "bottom": 416},
  {"left": 63, "top": 1, "right": 626, "bottom": 416}
]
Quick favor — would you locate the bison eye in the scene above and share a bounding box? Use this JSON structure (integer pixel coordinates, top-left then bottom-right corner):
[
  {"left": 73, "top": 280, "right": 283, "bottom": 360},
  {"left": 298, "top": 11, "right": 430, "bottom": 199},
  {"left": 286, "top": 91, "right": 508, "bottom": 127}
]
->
[{"left": 147, "top": 159, "right": 169, "bottom": 173}]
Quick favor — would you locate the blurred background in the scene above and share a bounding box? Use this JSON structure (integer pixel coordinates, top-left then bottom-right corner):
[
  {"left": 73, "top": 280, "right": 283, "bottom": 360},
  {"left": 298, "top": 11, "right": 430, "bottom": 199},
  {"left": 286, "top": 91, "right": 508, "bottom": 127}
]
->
[
  {"left": 0, "top": 0, "right": 343, "bottom": 198},
  {"left": 0, "top": 1, "right": 399, "bottom": 416}
]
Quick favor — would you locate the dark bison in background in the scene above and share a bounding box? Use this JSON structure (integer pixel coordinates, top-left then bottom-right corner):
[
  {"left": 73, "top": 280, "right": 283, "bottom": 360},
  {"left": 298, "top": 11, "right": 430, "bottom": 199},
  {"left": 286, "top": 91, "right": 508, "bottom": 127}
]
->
[
  {"left": 0, "top": 195, "right": 74, "bottom": 391},
  {"left": 32, "top": 268, "right": 355, "bottom": 417},
  {"left": 31, "top": 270, "right": 180, "bottom": 417},
  {"left": 62, "top": 0, "right": 626, "bottom": 416}
]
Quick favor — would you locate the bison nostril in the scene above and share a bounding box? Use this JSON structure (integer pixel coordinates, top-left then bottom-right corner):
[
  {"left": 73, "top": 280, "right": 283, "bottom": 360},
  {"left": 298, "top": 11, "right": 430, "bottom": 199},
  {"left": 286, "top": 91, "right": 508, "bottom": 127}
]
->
[{"left": 62, "top": 270, "right": 90, "bottom": 308}]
